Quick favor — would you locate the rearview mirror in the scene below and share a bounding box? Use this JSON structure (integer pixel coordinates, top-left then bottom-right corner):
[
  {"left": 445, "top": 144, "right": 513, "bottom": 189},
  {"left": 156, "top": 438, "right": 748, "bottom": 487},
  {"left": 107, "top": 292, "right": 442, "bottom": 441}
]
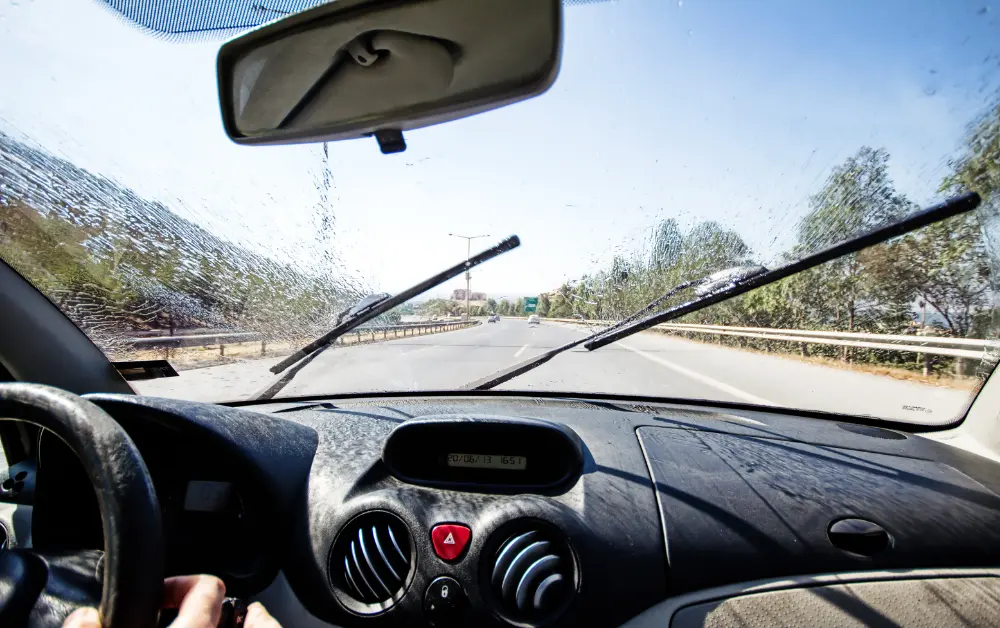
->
[{"left": 217, "top": 0, "right": 562, "bottom": 153}]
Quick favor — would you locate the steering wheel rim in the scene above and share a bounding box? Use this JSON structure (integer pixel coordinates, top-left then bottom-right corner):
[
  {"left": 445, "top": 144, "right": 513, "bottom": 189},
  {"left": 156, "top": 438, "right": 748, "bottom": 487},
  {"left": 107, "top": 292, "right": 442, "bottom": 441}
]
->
[{"left": 0, "top": 383, "right": 163, "bottom": 628}]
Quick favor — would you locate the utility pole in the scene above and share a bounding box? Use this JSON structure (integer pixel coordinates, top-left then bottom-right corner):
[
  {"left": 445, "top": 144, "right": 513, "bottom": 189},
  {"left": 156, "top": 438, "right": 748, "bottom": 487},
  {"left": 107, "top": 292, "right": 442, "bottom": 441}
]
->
[{"left": 448, "top": 233, "right": 490, "bottom": 320}]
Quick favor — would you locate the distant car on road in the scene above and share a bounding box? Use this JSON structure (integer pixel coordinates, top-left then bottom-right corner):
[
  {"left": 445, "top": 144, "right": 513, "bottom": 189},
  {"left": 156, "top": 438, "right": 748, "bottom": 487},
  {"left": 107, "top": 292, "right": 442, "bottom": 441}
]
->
[
  {"left": 487, "top": 314, "right": 499, "bottom": 323},
  {"left": 528, "top": 314, "right": 540, "bottom": 326}
]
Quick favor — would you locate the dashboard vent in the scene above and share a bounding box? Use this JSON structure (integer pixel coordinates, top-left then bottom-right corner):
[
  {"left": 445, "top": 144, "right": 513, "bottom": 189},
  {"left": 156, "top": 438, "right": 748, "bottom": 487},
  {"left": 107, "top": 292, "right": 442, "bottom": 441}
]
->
[
  {"left": 330, "top": 511, "right": 412, "bottom": 610},
  {"left": 489, "top": 525, "right": 575, "bottom": 623}
]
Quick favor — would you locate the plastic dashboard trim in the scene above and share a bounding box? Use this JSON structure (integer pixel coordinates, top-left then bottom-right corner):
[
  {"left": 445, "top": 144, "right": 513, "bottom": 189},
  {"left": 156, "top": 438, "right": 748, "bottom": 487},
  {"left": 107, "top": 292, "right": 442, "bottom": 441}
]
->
[
  {"left": 222, "top": 389, "right": 970, "bottom": 434},
  {"left": 620, "top": 567, "right": 1000, "bottom": 627}
]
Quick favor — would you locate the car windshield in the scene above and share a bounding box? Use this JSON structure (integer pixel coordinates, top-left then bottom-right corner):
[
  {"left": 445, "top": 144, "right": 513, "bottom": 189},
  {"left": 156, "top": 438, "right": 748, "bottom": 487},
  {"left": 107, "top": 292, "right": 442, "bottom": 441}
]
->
[{"left": 2, "top": 0, "right": 1000, "bottom": 425}]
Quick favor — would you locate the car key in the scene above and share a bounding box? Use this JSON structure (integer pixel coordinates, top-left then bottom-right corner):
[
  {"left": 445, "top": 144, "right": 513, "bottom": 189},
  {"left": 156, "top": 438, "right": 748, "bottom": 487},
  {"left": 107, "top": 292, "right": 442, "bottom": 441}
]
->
[{"left": 218, "top": 597, "right": 248, "bottom": 628}]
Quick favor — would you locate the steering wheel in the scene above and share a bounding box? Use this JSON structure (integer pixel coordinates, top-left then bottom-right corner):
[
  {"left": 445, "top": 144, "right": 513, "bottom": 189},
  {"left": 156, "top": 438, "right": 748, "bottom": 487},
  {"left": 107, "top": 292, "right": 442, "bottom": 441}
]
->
[{"left": 0, "top": 383, "right": 164, "bottom": 627}]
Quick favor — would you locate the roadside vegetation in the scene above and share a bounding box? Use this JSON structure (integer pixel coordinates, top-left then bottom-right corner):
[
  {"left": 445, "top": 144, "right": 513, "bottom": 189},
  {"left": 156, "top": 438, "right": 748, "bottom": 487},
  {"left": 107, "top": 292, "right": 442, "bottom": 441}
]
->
[
  {"left": 524, "top": 101, "right": 1000, "bottom": 378},
  {"left": 2, "top": 97, "right": 999, "bottom": 378},
  {"left": 0, "top": 131, "right": 368, "bottom": 359}
]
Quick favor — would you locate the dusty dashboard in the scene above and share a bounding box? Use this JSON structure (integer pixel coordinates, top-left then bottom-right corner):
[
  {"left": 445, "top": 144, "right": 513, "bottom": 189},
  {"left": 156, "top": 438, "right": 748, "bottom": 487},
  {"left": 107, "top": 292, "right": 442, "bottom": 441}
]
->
[{"left": 25, "top": 392, "right": 1000, "bottom": 627}]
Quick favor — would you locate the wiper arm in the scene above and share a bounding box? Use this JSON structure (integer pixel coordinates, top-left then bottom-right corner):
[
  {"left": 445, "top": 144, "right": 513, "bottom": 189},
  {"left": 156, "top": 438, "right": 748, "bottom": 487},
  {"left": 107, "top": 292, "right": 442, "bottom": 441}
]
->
[
  {"left": 462, "top": 271, "right": 710, "bottom": 390},
  {"left": 585, "top": 192, "right": 980, "bottom": 350},
  {"left": 463, "top": 192, "right": 980, "bottom": 391},
  {"left": 267, "top": 234, "right": 521, "bottom": 377}
]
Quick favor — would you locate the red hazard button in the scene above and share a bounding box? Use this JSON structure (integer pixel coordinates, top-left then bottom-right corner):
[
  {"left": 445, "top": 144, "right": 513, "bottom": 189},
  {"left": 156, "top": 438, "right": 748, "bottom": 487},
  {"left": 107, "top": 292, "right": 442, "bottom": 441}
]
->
[{"left": 431, "top": 524, "right": 471, "bottom": 561}]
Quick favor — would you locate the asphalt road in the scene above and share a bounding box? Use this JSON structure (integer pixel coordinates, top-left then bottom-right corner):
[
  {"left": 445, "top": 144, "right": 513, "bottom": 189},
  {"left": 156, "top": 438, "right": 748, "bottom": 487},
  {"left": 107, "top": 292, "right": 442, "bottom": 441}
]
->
[{"left": 134, "top": 319, "right": 973, "bottom": 425}]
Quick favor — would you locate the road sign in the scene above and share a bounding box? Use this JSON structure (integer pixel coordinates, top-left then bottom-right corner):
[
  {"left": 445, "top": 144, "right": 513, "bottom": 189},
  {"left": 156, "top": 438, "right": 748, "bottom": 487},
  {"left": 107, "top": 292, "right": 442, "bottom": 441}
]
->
[{"left": 524, "top": 297, "right": 538, "bottom": 313}]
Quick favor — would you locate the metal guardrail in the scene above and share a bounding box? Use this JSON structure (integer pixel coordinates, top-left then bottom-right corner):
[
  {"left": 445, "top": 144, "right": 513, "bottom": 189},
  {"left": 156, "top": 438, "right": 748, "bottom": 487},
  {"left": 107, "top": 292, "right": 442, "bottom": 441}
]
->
[
  {"left": 657, "top": 323, "right": 990, "bottom": 359},
  {"left": 129, "top": 332, "right": 259, "bottom": 349},
  {"left": 127, "top": 321, "right": 478, "bottom": 355},
  {"left": 546, "top": 318, "right": 991, "bottom": 359}
]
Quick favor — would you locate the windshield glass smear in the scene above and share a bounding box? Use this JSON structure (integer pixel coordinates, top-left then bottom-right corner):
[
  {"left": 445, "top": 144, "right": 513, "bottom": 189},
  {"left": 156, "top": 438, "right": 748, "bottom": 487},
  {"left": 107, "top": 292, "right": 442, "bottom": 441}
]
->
[{"left": 2, "top": 0, "right": 1000, "bottom": 425}]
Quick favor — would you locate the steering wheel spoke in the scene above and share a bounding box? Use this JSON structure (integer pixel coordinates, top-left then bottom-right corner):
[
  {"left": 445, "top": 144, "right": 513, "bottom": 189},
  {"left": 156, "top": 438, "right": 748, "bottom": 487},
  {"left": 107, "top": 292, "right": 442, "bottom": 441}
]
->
[
  {"left": 0, "top": 383, "right": 163, "bottom": 628},
  {"left": 0, "top": 549, "right": 104, "bottom": 626}
]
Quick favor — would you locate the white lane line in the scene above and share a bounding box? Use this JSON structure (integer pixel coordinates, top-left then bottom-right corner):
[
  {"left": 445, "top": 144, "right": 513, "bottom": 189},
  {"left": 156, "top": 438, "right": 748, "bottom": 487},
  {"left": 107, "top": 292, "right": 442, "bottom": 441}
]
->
[
  {"left": 620, "top": 343, "right": 775, "bottom": 406},
  {"left": 514, "top": 344, "right": 529, "bottom": 358},
  {"left": 401, "top": 345, "right": 436, "bottom": 355}
]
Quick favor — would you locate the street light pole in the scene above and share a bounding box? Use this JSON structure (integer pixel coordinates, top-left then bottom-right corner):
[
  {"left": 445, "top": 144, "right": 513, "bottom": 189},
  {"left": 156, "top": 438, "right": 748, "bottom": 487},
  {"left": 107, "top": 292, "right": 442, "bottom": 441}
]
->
[{"left": 448, "top": 233, "right": 490, "bottom": 320}]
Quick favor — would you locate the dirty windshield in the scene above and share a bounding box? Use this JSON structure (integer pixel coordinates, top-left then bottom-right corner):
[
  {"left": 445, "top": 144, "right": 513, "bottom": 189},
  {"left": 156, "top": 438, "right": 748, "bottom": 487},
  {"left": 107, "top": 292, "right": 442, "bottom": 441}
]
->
[{"left": 2, "top": 0, "right": 1000, "bottom": 426}]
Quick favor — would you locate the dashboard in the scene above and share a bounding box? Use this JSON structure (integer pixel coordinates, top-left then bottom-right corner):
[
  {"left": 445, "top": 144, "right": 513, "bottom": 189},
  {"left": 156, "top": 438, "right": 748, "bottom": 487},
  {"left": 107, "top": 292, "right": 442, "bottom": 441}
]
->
[{"left": 19, "top": 392, "right": 1000, "bottom": 626}]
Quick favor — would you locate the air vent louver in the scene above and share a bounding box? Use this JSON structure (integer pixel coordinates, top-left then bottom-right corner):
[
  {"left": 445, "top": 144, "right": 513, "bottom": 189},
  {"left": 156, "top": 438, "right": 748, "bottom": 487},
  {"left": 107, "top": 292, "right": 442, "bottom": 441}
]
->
[
  {"left": 330, "top": 511, "right": 412, "bottom": 611},
  {"left": 489, "top": 525, "right": 575, "bottom": 623}
]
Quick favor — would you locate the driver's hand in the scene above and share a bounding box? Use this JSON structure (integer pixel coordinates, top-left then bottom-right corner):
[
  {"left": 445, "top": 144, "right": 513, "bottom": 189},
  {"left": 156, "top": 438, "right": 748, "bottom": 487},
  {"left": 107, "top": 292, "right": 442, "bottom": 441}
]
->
[{"left": 62, "top": 575, "right": 282, "bottom": 628}]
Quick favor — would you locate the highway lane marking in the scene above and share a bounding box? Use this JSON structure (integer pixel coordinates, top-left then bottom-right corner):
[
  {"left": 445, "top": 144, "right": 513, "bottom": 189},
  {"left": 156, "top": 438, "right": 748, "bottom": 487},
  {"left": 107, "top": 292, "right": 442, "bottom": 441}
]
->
[
  {"left": 514, "top": 344, "right": 529, "bottom": 357},
  {"left": 620, "top": 343, "right": 775, "bottom": 406},
  {"left": 401, "top": 345, "right": 437, "bottom": 355}
]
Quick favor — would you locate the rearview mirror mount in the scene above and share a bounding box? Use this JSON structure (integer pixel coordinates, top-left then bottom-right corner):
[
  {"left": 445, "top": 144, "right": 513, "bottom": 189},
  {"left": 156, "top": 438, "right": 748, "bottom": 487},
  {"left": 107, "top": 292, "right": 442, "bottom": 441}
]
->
[{"left": 217, "top": 0, "right": 562, "bottom": 153}]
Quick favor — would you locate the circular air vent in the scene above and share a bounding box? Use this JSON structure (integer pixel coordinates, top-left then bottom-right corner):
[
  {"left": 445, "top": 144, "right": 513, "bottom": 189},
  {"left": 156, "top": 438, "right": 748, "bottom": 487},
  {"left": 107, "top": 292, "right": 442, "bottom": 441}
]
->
[
  {"left": 329, "top": 511, "right": 413, "bottom": 613},
  {"left": 486, "top": 522, "right": 576, "bottom": 624}
]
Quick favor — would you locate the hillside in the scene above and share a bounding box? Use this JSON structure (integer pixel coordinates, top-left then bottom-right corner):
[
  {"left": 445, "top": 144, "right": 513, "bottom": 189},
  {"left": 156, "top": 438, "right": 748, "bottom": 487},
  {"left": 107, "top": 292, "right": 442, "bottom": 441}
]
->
[{"left": 0, "top": 131, "right": 361, "bottom": 358}]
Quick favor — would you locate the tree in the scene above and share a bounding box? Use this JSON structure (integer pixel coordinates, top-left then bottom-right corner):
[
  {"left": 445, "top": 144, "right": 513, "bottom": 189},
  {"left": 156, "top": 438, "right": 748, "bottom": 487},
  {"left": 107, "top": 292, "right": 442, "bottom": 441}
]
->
[
  {"left": 796, "top": 147, "right": 915, "bottom": 350},
  {"left": 485, "top": 298, "right": 497, "bottom": 313},
  {"left": 537, "top": 294, "right": 551, "bottom": 317},
  {"left": 799, "top": 147, "right": 914, "bottom": 249},
  {"left": 549, "top": 294, "right": 572, "bottom": 318},
  {"left": 943, "top": 100, "right": 1000, "bottom": 203},
  {"left": 890, "top": 215, "right": 989, "bottom": 338},
  {"left": 921, "top": 99, "right": 1000, "bottom": 338},
  {"left": 650, "top": 218, "right": 683, "bottom": 269},
  {"left": 679, "top": 221, "right": 753, "bottom": 281}
]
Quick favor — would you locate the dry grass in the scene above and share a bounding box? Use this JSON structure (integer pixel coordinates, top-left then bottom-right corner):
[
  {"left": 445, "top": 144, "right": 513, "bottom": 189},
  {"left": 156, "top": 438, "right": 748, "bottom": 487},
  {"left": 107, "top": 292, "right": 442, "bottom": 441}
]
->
[{"left": 127, "top": 339, "right": 302, "bottom": 371}]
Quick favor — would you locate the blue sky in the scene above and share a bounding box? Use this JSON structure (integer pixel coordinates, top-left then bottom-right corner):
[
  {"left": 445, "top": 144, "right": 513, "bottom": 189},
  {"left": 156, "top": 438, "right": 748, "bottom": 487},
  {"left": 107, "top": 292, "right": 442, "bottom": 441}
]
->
[{"left": 1, "top": 0, "right": 998, "bottom": 299}]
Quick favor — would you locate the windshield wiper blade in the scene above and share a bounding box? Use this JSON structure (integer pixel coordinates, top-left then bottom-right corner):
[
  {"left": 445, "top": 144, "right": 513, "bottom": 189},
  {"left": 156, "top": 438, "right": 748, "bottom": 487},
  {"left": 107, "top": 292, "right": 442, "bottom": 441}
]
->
[
  {"left": 585, "top": 192, "right": 981, "bottom": 350},
  {"left": 464, "top": 192, "right": 980, "bottom": 391},
  {"left": 462, "top": 270, "right": 715, "bottom": 390},
  {"left": 268, "top": 234, "right": 521, "bottom": 376}
]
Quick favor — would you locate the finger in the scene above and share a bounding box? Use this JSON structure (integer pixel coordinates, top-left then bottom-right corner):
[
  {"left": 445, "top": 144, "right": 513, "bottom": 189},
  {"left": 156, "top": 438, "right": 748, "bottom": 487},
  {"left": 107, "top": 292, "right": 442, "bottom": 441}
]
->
[
  {"left": 165, "top": 575, "right": 226, "bottom": 628},
  {"left": 245, "top": 602, "right": 283, "bottom": 628},
  {"left": 62, "top": 607, "right": 102, "bottom": 628}
]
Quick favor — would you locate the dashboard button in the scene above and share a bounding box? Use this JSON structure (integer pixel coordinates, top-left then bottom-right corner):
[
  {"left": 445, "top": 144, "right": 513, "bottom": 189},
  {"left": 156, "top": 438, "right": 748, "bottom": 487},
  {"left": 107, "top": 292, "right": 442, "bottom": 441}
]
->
[
  {"left": 424, "top": 576, "right": 467, "bottom": 626},
  {"left": 431, "top": 524, "right": 471, "bottom": 561}
]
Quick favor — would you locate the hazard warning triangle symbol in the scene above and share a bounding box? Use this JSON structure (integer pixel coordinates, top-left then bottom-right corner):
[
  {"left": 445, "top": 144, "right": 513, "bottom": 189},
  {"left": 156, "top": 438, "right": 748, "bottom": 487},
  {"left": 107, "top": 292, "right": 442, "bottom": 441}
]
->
[{"left": 443, "top": 532, "right": 456, "bottom": 545}]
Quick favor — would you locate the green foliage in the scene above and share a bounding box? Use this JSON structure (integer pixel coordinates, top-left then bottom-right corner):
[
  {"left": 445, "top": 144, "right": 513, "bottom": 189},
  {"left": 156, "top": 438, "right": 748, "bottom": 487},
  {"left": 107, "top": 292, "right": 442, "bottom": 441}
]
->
[
  {"left": 395, "top": 302, "right": 416, "bottom": 315},
  {"left": 943, "top": 101, "right": 1000, "bottom": 201},
  {"left": 548, "top": 294, "right": 572, "bottom": 318},
  {"left": 537, "top": 142, "right": 995, "bottom": 375},
  {"left": 418, "top": 299, "right": 459, "bottom": 317},
  {"left": 800, "top": 147, "right": 914, "bottom": 248},
  {"left": 794, "top": 147, "right": 917, "bottom": 338},
  {"left": 0, "top": 132, "right": 364, "bottom": 357},
  {"left": 537, "top": 294, "right": 551, "bottom": 317}
]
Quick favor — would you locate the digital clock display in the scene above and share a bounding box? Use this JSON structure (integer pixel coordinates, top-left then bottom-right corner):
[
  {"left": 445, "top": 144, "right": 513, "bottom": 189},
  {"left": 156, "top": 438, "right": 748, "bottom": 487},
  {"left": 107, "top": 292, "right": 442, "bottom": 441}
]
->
[{"left": 446, "top": 453, "right": 527, "bottom": 470}]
